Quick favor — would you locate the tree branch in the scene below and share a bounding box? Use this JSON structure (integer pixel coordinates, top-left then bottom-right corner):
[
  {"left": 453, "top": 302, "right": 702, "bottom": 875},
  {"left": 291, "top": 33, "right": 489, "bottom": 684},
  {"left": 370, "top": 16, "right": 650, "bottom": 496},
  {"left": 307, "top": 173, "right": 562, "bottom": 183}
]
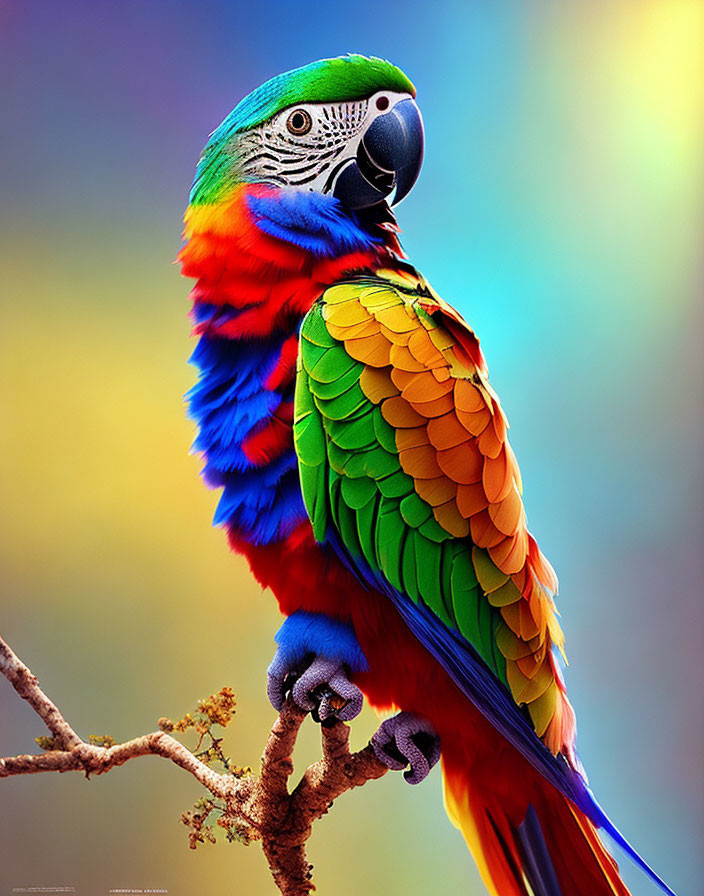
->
[
  {"left": 0, "top": 634, "right": 82, "bottom": 750},
  {"left": 0, "top": 632, "right": 389, "bottom": 895}
]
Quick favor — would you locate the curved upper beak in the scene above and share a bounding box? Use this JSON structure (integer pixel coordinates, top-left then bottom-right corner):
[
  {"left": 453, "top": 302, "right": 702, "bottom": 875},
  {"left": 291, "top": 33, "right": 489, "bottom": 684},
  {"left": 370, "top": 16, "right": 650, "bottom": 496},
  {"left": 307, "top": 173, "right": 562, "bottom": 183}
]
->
[{"left": 332, "top": 98, "right": 424, "bottom": 210}]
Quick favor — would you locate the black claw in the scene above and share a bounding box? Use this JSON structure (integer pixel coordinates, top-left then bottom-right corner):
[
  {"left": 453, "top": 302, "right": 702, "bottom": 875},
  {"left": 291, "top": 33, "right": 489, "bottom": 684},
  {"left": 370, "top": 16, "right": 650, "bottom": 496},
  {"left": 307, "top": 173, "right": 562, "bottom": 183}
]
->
[
  {"left": 281, "top": 672, "right": 298, "bottom": 703},
  {"left": 319, "top": 715, "right": 338, "bottom": 729},
  {"left": 411, "top": 731, "right": 438, "bottom": 762},
  {"left": 280, "top": 653, "right": 315, "bottom": 703},
  {"left": 310, "top": 701, "right": 331, "bottom": 725},
  {"left": 310, "top": 684, "right": 342, "bottom": 727},
  {"left": 379, "top": 739, "right": 407, "bottom": 766}
]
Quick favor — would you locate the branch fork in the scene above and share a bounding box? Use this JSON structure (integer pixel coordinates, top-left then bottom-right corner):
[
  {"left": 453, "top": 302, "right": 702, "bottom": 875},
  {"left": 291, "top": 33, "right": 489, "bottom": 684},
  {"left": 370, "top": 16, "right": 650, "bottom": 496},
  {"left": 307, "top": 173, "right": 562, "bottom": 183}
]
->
[{"left": 0, "top": 634, "right": 388, "bottom": 895}]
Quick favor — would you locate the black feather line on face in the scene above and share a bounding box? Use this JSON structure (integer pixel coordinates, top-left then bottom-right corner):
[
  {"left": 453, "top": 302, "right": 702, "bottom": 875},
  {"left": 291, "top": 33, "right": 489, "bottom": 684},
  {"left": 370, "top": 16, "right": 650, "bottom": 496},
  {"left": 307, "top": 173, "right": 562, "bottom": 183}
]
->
[
  {"left": 241, "top": 151, "right": 286, "bottom": 167},
  {"left": 279, "top": 154, "right": 318, "bottom": 167},
  {"left": 322, "top": 157, "right": 352, "bottom": 194},
  {"left": 279, "top": 161, "right": 320, "bottom": 178},
  {"left": 235, "top": 97, "right": 370, "bottom": 190}
]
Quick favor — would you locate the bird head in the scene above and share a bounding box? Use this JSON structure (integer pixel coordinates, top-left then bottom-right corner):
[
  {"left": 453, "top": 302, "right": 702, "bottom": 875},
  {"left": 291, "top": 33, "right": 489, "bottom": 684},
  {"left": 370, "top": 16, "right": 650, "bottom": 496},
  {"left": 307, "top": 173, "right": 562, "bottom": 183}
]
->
[{"left": 190, "top": 54, "right": 424, "bottom": 211}]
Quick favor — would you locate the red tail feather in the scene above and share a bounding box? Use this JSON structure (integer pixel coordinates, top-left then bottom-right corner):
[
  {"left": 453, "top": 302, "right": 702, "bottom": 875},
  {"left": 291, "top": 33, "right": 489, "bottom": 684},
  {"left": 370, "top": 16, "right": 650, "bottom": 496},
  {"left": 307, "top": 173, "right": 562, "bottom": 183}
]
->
[{"left": 443, "top": 748, "right": 631, "bottom": 896}]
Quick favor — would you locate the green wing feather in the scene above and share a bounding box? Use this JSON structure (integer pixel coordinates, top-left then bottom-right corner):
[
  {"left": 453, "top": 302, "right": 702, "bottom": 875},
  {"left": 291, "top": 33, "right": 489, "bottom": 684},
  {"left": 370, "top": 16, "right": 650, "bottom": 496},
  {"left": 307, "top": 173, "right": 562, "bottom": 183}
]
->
[{"left": 294, "top": 300, "right": 506, "bottom": 683}]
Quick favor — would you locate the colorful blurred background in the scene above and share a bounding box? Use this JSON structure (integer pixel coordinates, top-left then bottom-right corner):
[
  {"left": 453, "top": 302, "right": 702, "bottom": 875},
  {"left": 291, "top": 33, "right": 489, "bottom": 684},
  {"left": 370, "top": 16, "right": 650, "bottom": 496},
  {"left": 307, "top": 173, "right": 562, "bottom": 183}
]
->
[{"left": 1, "top": 1, "right": 702, "bottom": 894}]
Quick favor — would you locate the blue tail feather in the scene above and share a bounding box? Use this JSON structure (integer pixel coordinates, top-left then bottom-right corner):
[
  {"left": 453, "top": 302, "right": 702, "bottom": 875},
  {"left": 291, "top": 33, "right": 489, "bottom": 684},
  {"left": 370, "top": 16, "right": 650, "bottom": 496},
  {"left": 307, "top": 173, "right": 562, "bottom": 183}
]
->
[
  {"left": 516, "top": 805, "right": 563, "bottom": 896},
  {"left": 581, "top": 789, "right": 677, "bottom": 896}
]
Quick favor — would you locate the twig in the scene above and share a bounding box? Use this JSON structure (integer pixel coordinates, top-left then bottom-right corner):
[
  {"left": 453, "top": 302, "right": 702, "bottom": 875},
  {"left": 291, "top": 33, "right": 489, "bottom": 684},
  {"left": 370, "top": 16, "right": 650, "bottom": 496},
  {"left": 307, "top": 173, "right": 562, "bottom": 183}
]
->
[
  {"left": 0, "top": 633, "right": 389, "bottom": 895},
  {"left": 0, "top": 635, "right": 82, "bottom": 750}
]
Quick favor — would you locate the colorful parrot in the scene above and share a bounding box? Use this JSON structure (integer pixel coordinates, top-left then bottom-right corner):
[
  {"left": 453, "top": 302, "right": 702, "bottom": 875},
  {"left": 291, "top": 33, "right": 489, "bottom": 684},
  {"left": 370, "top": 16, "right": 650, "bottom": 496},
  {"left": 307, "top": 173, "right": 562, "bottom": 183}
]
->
[{"left": 179, "top": 55, "right": 674, "bottom": 896}]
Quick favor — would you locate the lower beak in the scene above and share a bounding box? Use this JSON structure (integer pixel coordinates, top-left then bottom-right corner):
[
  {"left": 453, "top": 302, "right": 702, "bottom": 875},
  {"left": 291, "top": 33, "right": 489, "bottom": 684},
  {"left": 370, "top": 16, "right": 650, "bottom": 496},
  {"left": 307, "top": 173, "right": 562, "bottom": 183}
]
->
[{"left": 332, "top": 98, "right": 424, "bottom": 209}]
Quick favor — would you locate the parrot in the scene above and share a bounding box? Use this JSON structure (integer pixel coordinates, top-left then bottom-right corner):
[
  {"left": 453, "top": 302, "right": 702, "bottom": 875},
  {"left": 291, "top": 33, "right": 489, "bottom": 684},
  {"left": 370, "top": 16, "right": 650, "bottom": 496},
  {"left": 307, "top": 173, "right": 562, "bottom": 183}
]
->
[{"left": 179, "top": 55, "right": 675, "bottom": 896}]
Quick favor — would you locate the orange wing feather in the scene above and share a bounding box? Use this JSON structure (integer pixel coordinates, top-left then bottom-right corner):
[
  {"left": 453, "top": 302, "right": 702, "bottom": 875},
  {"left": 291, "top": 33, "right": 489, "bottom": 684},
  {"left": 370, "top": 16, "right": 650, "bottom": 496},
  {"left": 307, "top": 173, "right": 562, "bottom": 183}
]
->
[{"left": 322, "top": 271, "right": 576, "bottom": 759}]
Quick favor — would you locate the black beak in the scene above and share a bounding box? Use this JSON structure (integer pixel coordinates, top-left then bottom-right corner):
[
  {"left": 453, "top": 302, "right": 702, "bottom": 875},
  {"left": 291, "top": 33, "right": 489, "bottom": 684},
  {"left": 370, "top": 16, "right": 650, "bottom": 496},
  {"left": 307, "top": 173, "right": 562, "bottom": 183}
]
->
[{"left": 332, "top": 98, "right": 424, "bottom": 210}]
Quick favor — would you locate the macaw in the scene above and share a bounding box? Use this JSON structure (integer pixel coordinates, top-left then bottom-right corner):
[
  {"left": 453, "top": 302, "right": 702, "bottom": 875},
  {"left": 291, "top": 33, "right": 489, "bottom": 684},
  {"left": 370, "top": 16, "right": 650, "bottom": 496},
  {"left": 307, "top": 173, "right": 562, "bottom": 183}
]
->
[{"left": 179, "top": 55, "right": 674, "bottom": 896}]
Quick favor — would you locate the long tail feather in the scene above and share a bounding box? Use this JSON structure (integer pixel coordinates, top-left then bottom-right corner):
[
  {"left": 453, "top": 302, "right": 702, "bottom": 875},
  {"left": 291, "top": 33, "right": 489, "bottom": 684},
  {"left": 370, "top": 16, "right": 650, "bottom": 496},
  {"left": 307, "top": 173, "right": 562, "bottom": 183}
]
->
[
  {"left": 443, "top": 754, "right": 636, "bottom": 896},
  {"left": 580, "top": 789, "right": 677, "bottom": 896},
  {"left": 516, "top": 805, "right": 563, "bottom": 896}
]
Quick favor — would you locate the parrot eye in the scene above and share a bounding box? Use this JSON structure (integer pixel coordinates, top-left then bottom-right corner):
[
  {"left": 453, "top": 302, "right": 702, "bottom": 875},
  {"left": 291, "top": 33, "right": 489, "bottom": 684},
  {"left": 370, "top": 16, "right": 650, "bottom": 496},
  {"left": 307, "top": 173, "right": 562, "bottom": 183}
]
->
[
  {"left": 286, "top": 109, "right": 312, "bottom": 136},
  {"left": 376, "top": 96, "right": 390, "bottom": 111}
]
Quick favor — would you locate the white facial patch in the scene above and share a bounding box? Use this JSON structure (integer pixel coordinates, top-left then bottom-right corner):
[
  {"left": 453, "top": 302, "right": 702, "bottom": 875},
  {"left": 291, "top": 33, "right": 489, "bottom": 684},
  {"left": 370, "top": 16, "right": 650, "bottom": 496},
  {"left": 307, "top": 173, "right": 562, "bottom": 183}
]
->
[{"left": 234, "top": 91, "right": 412, "bottom": 193}]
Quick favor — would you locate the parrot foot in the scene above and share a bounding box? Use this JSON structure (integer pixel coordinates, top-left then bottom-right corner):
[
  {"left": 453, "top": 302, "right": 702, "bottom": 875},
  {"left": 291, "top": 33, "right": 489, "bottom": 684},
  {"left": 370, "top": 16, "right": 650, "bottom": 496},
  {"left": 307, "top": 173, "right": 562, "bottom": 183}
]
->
[
  {"left": 371, "top": 712, "right": 441, "bottom": 784},
  {"left": 267, "top": 651, "right": 364, "bottom": 726}
]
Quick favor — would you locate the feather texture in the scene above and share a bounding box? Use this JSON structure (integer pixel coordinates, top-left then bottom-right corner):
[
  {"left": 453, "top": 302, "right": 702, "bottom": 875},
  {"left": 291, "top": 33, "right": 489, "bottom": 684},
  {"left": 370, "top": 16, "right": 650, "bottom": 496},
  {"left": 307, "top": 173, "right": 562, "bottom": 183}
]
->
[
  {"left": 180, "top": 163, "right": 674, "bottom": 896},
  {"left": 294, "top": 272, "right": 576, "bottom": 758}
]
